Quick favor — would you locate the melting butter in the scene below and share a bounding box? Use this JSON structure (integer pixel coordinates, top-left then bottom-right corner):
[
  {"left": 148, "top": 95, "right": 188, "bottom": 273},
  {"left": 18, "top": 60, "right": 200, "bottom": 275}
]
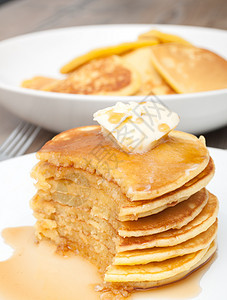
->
[{"left": 93, "top": 101, "right": 179, "bottom": 153}]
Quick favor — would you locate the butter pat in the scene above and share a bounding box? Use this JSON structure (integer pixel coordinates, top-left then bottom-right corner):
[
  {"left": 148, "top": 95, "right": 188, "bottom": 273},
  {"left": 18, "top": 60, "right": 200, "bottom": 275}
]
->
[{"left": 93, "top": 101, "right": 179, "bottom": 153}]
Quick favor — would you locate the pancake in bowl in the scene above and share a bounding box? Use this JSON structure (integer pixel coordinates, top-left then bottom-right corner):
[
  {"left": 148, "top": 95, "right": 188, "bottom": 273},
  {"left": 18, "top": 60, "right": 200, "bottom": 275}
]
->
[
  {"left": 122, "top": 47, "right": 175, "bottom": 95},
  {"left": 138, "top": 29, "right": 192, "bottom": 46},
  {"left": 21, "top": 76, "right": 59, "bottom": 90},
  {"left": 21, "top": 28, "right": 227, "bottom": 96},
  {"left": 150, "top": 43, "right": 227, "bottom": 93},
  {"left": 22, "top": 55, "right": 141, "bottom": 96}
]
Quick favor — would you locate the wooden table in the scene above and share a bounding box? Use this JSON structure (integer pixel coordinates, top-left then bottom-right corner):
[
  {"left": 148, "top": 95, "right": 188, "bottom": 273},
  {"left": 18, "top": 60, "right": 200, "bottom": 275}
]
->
[{"left": 0, "top": 0, "right": 227, "bottom": 153}]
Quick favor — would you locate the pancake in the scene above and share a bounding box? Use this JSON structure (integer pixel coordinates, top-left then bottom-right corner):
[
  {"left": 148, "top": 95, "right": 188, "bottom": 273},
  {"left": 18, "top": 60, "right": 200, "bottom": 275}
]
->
[
  {"left": 105, "top": 243, "right": 211, "bottom": 282},
  {"left": 118, "top": 192, "right": 218, "bottom": 251},
  {"left": 44, "top": 55, "right": 141, "bottom": 96},
  {"left": 120, "top": 158, "right": 214, "bottom": 220},
  {"left": 30, "top": 118, "right": 218, "bottom": 294},
  {"left": 37, "top": 126, "right": 210, "bottom": 201},
  {"left": 32, "top": 157, "right": 214, "bottom": 222},
  {"left": 21, "top": 76, "right": 59, "bottom": 90},
  {"left": 150, "top": 43, "right": 227, "bottom": 93},
  {"left": 119, "top": 188, "right": 208, "bottom": 237},
  {"left": 138, "top": 29, "right": 192, "bottom": 46},
  {"left": 110, "top": 240, "right": 217, "bottom": 289},
  {"left": 122, "top": 47, "right": 175, "bottom": 95},
  {"left": 114, "top": 221, "right": 217, "bottom": 265},
  {"left": 60, "top": 40, "right": 159, "bottom": 74}
]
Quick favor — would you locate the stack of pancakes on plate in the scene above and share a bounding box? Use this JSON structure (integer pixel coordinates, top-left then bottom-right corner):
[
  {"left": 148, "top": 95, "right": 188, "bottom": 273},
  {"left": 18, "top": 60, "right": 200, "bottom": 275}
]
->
[{"left": 31, "top": 125, "right": 218, "bottom": 290}]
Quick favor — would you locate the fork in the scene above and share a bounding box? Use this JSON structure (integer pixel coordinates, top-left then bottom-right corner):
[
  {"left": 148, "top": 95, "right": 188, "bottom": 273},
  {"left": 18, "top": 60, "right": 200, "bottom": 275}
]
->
[{"left": 0, "top": 121, "right": 41, "bottom": 161}]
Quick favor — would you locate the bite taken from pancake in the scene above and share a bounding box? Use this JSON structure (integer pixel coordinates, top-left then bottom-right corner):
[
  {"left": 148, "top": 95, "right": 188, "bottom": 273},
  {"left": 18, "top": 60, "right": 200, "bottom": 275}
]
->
[{"left": 30, "top": 100, "right": 218, "bottom": 297}]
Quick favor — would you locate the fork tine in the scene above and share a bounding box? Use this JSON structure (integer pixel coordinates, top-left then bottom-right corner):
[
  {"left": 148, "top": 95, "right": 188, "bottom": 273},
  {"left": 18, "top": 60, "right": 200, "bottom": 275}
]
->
[
  {"left": 0, "top": 121, "right": 28, "bottom": 153},
  {"left": 7, "top": 124, "right": 40, "bottom": 158},
  {"left": 15, "top": 126, "right": 41, "bottom": 157},
  {"left": 7, "top": 124, "right": 35, "bottom": 157},
  {"left": 0, "top": 122, "right": 31, "bottom": 156},
  {"left": 0, "top": 121, "right": 41, "bottom": 161}
]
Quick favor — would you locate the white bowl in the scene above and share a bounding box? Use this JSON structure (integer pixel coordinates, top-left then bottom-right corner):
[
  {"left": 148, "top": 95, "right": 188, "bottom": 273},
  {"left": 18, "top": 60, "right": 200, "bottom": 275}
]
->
[{"left": 0, "top": 24, "right": 226, "bottom": 133}]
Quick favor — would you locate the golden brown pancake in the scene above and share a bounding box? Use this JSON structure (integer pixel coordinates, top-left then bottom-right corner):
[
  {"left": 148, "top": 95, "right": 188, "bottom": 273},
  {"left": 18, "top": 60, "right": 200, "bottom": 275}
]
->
[
  {"left": 21, "top": 56, "right": 141, "bottom": 96},
  {"left": 105, "top": 243, "right": 212, "bottom": 282},
  {"left": 150, "top": 43, "right": 227, "bottom": 93},
  {"left": 37, "top": 126, "right": 210, "bottom": 201},
  {"left": 114, "top": 220, "right": 217, "bottom": 265},
  {"left": 138, "top": 29, "right": 192, "bottom": 46},
  {"left": 60, "top": 40, "right": 159, "bottom": 74},
  {"left": 122, "top": 47, "right": 175, "bottom": 95},
  {"left": 118, "top": 189, "right": 208, "bottom": 237},
  {"left": 118, "top": 192, "right": 218, "bottom": 251},
  {"left": 120, "top": 158, "right": 214, "bottom": 220},
  {"left": 45, "top": 55, "right": 140, "bottom": 95},
  {"left": 31, "top": 157, "right": 214, "bottom": 222},
  {"left": 108, "top": 240, "right": 216, "bottom": 289},
  {"left": 21, "top": 76, "right": 59, "bottom": 90}
]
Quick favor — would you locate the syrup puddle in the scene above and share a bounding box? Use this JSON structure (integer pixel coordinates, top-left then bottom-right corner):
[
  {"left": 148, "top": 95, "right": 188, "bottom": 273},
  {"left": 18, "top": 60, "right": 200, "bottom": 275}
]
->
[
  {"left": 0, "top": 226, "right": 101, "bottom": 300},
  {"left": 0, "top": 226, "right": 216, "bottom": 300}
]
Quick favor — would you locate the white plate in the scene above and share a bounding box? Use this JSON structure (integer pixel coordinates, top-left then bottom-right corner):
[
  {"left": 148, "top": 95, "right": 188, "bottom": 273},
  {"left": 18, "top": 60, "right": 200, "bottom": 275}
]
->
[
  {"left": 0, "top": 147, "right": 226, "bottom": 299},
  {"left": 0, "top": 24, "right": 227, "bottom": 134}
]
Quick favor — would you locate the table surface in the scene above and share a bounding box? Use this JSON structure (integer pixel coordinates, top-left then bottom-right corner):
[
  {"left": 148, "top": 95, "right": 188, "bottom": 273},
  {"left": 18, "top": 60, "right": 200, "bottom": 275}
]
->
[{"left": 0, "top": 0, "right": 227, "bottom": 154}]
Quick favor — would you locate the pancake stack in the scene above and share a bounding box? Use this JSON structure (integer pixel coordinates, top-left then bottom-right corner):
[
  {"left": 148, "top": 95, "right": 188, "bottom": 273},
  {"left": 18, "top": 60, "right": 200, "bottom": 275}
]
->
[{"left": 31, "top": 125, "right": 218, "bottom": 291}]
